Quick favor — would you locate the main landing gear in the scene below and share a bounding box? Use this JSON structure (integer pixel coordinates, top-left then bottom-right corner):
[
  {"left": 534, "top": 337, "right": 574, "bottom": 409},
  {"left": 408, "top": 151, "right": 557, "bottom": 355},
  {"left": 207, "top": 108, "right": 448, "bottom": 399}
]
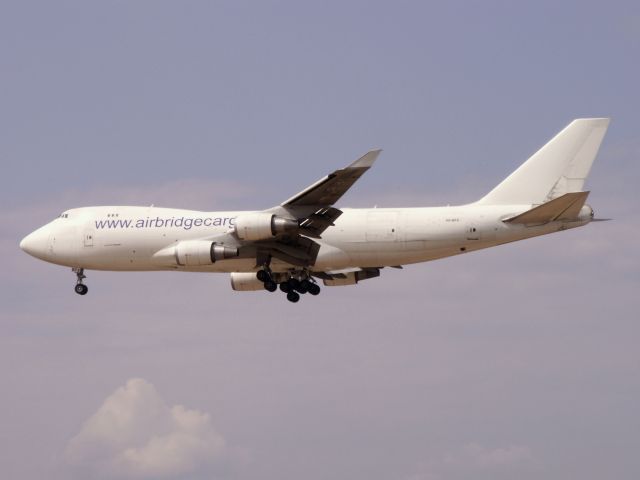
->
[
  {"left": 73, "top": 267, "right": 88, "bottom": 295},
  {"left": 256, "top": 269, "right": 278, "bottom": 292},
  {"left": 256, "top": 268, "right": 321, "bottom": 303}
]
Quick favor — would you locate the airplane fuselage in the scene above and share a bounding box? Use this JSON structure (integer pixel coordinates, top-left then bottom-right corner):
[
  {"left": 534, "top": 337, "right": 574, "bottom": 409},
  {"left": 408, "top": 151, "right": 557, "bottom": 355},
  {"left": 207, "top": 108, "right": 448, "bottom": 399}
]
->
[
  {"left": 19, "top": 118, "right": 609, "bottom": 300},
  {"left": 22, "top": 204, "right": 592, "bottom": 273}
]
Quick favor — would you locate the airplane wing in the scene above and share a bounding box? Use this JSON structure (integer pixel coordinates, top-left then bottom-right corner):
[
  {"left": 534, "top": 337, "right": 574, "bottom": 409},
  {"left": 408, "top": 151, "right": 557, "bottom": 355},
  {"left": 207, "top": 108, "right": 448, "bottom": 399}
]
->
[
  {"left": 222, "top": 150, "right": 381, "bottom": 268},
  {"left": 281, "top": 149, "right": 381, "bottom": 207},
  {"left": 271, "top": 149, "right": 381, "bottom": 238}
]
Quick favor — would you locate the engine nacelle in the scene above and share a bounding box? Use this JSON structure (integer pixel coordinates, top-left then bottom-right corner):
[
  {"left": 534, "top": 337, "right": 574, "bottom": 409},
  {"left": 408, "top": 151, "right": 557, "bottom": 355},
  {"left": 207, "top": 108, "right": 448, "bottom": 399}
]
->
[
  {"left": 234, "top": 212, "right": 298, "bottom": 241},
  {"left": 175, "top": 241, "right": 238, "bottom": 266},
  {"left": 230, "top": 272, "right": 264, "bottom": 291}
]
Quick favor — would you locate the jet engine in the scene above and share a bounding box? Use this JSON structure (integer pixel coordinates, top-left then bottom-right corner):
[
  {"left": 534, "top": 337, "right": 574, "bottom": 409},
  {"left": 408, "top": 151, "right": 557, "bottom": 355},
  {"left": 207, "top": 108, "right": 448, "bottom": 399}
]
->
[
  {"left": 175, "top": 240, "right": 238, "bottom": 266},
  {"left": 230, "top": 272, "right": 265, "bottom": 291},
  {"left": 234, "top": 212, "right": 298, "bottom": 241}
]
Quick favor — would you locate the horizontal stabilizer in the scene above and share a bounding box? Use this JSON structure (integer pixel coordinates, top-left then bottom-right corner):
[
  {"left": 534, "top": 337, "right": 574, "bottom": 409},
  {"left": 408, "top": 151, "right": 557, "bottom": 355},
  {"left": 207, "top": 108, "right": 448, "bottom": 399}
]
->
[{"left": 504, "top": 191, "right": 589, "bottom": 225}]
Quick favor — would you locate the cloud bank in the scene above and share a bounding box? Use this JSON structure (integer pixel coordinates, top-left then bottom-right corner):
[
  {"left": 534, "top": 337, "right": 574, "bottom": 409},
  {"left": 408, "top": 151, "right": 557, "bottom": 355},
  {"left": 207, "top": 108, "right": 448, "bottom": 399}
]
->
[{"left": 65, "top": 378, "right": 226, "bottom": 479}]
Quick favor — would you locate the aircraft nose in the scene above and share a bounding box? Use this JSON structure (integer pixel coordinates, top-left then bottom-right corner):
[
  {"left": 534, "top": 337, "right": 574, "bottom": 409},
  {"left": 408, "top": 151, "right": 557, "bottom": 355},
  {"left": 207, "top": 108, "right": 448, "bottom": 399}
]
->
[{"left": 20, "top": 228, "right": 50, "bottom": 259}]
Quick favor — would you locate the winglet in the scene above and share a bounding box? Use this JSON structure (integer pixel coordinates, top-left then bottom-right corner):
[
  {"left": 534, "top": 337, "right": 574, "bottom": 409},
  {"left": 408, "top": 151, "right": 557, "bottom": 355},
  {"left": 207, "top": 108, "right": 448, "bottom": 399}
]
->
[{"left": 349, "top": 149, "right": 382, "bottom": 169}]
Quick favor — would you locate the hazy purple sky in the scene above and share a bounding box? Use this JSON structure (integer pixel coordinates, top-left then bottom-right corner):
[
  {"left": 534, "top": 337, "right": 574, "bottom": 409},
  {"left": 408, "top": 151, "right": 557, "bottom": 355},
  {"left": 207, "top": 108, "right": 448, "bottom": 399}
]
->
[{"left": 1, "top": 1, "right": 639, "bottom": 479}]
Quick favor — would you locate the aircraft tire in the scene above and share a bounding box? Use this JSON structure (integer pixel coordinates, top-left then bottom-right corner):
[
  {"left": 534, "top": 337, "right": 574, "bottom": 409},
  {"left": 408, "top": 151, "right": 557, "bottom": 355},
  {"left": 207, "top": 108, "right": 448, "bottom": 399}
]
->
[
  {"left": 256, "top": 270, "right": 269, "bottom": 282},
  {"left": 308, "top": 283, "right": 321, "bottom": 296},
  {"left": 279, "top": 282, "right": 290, "bottom": 293},
  {"left": 286, "top": 291, "right": 300, "bottom": 303},
  {"left": 75, "top": 284, "right": 88, "bottom": 295},
  {"left": 264, "top": 280, "right": 277, "bottom": 292}
]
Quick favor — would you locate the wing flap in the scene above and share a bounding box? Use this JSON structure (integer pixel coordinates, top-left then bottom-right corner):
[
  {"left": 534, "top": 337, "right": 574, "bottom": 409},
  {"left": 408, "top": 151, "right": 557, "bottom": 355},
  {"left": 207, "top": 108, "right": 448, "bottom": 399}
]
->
[
  {"left": 299, "top": 207, "right": 343, "bottom": 238},
  {"left": 313, "top": 267, "right": 381, "bottom": 286}
]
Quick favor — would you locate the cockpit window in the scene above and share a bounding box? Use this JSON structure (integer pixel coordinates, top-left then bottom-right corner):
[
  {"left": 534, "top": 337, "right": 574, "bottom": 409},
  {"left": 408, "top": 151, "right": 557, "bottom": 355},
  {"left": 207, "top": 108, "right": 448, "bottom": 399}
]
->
[{"left": 58, "top": 213, "right": 69, "bottom": 219}]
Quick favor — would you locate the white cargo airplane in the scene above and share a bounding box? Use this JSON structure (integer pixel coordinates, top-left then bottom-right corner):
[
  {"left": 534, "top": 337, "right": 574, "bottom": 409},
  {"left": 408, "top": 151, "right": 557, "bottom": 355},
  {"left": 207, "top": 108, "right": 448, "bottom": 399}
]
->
[{"left": 20, "top": 118, "right": 609, "bottom": 302}]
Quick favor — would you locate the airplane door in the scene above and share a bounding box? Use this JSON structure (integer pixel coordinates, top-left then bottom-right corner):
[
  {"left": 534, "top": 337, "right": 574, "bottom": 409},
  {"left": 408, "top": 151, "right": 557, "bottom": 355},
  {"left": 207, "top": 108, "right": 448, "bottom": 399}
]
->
[
  {"left": 466, "top": 224, "right": 480, "bottom": 240},
  {"left": 366, "top": 211, "right": 398, "bottom": 242},
  {"left": 83, "top": 231, "right": 94, "bottom": 247}
]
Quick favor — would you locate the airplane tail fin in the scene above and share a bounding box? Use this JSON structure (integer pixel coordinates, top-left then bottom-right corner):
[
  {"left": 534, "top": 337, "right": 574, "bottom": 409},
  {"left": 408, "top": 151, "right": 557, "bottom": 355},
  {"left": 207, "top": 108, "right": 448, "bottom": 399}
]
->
[{"left": 476, "top": 118, "right": 610, "bottom": 205}]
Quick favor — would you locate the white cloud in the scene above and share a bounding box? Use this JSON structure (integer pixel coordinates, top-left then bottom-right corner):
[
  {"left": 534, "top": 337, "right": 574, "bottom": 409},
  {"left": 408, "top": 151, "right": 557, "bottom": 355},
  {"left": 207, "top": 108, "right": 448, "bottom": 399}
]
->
[{"left": 65, "top": 378, "right": 226, "bottom": 479}]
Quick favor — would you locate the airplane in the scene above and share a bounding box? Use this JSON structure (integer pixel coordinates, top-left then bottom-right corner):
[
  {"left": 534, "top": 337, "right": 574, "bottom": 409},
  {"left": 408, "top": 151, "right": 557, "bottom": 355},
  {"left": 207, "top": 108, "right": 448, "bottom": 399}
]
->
[{"left": 20, "top": 118, "right": 610, "bottom": 303}]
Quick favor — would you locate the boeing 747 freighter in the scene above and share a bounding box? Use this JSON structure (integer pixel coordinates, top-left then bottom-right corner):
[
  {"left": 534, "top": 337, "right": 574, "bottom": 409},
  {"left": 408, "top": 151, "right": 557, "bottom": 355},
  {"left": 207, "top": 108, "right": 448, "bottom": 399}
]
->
[{"left": 20, "top": 118, "right": 610, "bottom": 302}]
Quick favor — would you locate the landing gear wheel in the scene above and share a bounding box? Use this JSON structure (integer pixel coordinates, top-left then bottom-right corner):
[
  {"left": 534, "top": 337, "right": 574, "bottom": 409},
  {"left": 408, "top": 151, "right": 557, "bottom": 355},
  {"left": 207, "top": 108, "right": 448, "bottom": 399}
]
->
[
  {"left": 256, "top": 270, "right": 269, "bottom": 282},
  {"left": 72, "top": 267, "right": 88, "bottom": 295},
  {"left": 288, "top": 278, "right": 300, "bottom": 291},
  {"left": 307, "top": 283, "right": 321, "bottom": 296},
  {"left": 264, "top": 280, "right": 277, "bottom": 292},
  {"left": 279, "top": 282, "right": 291, "bottom": 293},
  {"left": 298, "top": 279, "right": 313, "bottom": 294},
  {"left": 286, "top": 291, "right": 300, "bottom": 303}
]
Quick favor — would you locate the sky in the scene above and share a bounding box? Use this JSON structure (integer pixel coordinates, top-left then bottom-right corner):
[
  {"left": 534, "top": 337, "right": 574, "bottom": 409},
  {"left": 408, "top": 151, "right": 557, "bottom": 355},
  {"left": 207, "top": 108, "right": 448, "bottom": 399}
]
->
[{"left": 1, "top": 1, "right": 639, "bottom": 479}]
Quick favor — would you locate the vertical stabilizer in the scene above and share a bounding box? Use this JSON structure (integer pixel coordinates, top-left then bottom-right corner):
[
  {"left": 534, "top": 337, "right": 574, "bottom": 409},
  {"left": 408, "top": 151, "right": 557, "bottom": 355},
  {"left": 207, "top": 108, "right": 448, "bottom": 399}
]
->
[{"left": 477, "top": 118, "right": 610, "bottom": 205}]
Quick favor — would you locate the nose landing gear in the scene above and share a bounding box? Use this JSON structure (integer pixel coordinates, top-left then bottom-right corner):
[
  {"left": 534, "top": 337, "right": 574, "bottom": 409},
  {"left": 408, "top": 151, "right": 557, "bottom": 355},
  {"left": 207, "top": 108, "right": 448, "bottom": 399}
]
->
[{"left": 73, "top": 267, "right": 88, "bottom": 295}]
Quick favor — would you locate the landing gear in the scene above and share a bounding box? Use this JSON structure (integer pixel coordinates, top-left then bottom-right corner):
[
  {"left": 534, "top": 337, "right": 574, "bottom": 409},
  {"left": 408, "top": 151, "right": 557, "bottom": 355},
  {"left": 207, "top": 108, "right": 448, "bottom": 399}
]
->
[
  {"left": 256, "top": 265, "right": 278, "bottom": 293},
  {"left": 281, "top": 272, "right": 320, "bottom": 302},
  {"left": 72, "top": 267, "right": 88, "bottom": 295},
  {"left": 256, "top": 266, "right": 321, "bottom": 302},
  {"left": 296, "top": 280, "right": 309, "bottom": 294},
  {"left": 288, "top": 278, "right": 301, "bottom": 291}
]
